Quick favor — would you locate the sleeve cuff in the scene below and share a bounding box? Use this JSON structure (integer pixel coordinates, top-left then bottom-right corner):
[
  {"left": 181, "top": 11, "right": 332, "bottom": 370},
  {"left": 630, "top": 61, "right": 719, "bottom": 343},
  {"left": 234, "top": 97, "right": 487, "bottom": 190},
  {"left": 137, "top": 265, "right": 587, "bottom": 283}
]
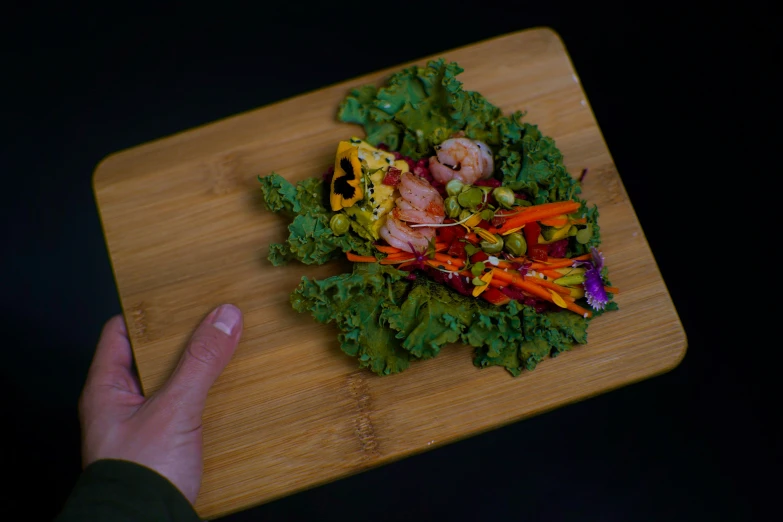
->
[{"left": 55, "top": 459, "right": 202, "bottom": 522}]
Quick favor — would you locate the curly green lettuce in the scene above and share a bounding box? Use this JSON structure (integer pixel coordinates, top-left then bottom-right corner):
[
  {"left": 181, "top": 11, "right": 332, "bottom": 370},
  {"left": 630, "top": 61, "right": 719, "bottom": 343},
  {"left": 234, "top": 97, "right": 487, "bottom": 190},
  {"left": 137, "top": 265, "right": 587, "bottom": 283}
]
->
[
  {"left": 259, "top": 174, "right": 375, "bottom": 265},
  {"left": 291, "top": 263, "right": 416, "bottom": 375},
  {"left": 290, "top": 262, "right": 592, "bottom": 376},
  {"left": 258, "top": 58, "right": 614, "bottom": 376}
]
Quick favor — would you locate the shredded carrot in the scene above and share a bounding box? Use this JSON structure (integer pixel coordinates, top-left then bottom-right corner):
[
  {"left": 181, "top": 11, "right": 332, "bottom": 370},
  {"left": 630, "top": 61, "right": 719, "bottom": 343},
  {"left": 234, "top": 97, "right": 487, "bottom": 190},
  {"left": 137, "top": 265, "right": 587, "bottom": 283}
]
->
[
  {"left": 493, "top": 259, "right": 516, "bottom": 269},
  {"left": 488, "top": 278, "right": 515, "bottom": 291},
  {"left": 491, "top": 268, "right": 591, "bottom": 316},
  {"left": 528, "top": 253, "right": 592, "bottom": 270},
  {"left": 463, "top": 232, "right": 479, "bottom": 244},
  {"left": 492, "top": 207, "right": 527, "bottom": 219},
  {"left": 522, "top": 274, "right": 573, "bottom": 296},
  {"left": 379, "top": 256, "right": 414, "bottom": 265},
  {"left": 491, "top": 269, "right": 553, "bottom": 300},
  {"left": 426, "top": 259, "right": 461, "bottom": 271},
  {"left": 528, "top": 259, "right": 576, "bottom": 270},
  {"left": 374, "top": 244, "right": 403, "bottom": 254},
  {"left": 558, "top": 298, "right": 592, "bottom": 317},
  {"left": 493, "top": 201, "right": 581, "bottom": 234},
  {"left": 433, "top": 253, "right": 465, "bottom": 267},
  {"left": 495, "top": 268, "right": 572, "bottom": 296},
  {"left": 382, "top": 252, "right": 414, "bottom": 261},
  {"left": 565, "top": 300, "right": 592, "bottom": 317},
  {"left": 538, "top": 268, "right": 565, "bottom": 280},
  {"left": 535, "top": 269, "right": 616, "bottom": 296},
  {"left": 351, "top": 234, "right": 602, "bottom": 317},
  {"left": 346, "top": 252, "right": 377, "bottom": 263}
]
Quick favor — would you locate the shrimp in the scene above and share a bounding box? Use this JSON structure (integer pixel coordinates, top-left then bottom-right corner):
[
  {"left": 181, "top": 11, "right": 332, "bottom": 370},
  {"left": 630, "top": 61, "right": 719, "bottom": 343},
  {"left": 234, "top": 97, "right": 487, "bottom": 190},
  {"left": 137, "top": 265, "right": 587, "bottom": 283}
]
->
[
  {"left": 394, "top": 208, "right": 440, "bottom": 224},
  {"left": 428, "top": 137, "right": 494, "bottom": 185},
  {"left": 378, "top": 171, "right": 445, "bottom": 253},
  {"left": 379, "top": 211, "right": 435, "bottom": 253},
  {"left": 397, "top": 172, "right": 445, "bottom": 222}
]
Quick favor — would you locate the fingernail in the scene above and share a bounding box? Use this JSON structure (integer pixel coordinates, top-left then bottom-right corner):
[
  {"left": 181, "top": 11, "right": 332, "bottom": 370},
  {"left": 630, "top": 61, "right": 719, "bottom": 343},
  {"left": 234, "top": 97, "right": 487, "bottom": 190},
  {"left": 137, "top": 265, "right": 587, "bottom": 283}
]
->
[{"left": 212, "top": 304, "right": 241, "bottom": 335}]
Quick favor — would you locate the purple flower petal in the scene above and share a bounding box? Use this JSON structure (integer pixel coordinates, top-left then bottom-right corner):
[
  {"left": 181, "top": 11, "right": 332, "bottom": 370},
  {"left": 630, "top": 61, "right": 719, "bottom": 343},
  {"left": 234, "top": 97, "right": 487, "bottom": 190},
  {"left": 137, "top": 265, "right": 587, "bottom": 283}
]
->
[
  {"left": 583, "top": 266, "right": 608, "bottom": 310},
  {"left": 573, "top": 247, "right": 609, "bottom": 310},
  {"left": 590, "top": 246, "right": 604, "bottom": 272}
]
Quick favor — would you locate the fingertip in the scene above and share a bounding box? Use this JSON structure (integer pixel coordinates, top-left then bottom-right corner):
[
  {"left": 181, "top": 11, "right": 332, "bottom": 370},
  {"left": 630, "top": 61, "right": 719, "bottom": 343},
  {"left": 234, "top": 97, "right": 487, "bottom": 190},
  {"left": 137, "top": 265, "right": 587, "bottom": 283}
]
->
[
  {"left": 210, "top": 304, "right": 243, "bottom": 337},
  {"left": 89, "top": 313, "right": 135, "bottom": 379},
  {"left": 160, "top": 304, "right": 243, "bottom": 409},
  {"left": 97, "top": 315, "right": 129, "bottom": 346},
  {"left": 105, "top": 314, "right": 128, "bottom": 336}
]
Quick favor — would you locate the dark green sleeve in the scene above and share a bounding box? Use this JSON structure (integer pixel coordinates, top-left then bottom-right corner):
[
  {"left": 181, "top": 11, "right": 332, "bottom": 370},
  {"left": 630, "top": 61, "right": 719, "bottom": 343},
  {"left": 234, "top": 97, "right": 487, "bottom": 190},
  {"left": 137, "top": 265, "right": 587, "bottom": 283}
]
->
[{"left": 54, "top": 459, "right": 202, "bottom": 522}]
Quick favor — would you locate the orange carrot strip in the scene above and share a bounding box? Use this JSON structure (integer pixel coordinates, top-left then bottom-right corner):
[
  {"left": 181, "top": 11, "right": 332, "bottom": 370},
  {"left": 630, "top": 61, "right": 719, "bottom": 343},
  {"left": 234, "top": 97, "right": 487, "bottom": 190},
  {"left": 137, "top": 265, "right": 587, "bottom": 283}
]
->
[
  {"left": 524, "top": 200, "right": 581, "bottom": 216},
  {"left": 565, "top": 300, "right": 592, "bottom": 317},
  {"left": 374, "top": 244, "right": 403, "bottom": 254},
  {"left": 528, "top": 259, "right": 577, "bottom": 270},
  {"left": 491, "top": 269, "right": 554, "bottom": 300},
  {"left": 559, "top": 299, "right": 592, "bottom": 317},
  {"left": 433, "top": 253, "right": 465, "bottom": 267},
  {"left": 426, "top": 259, "right": 461, "bottom": 271},
  {"left": 571, "top": 253, "right": 593, "bottom": 261},
  {"left": 347, "top": 252, "right": 377, "bottom": 263},
  {"left": 489, "top": 278, "right": 580, "bottom": 307},
  {"left": 538, "top": 269, "right": 565, "bottom": 280},
  {"left": 494, "top": 259, "right": 516, "bottom": 269},
  {"left": 493, "top": 201, "right": 581, "bottom": 234},
  {"left": 511, "top": 203, "right": 579, "bottom": 223},
  {"left": 487, "top": 277, "right": 576, "bottom": 301},
  {"left": 491, "top": 268, "right": 590, "bottom": 316},
  {"left": 528, "top": 253, "right": 592, "bottom": 270},
  {"left": 488, "top": 278, "right": 511, "bottom": 288},
  {"left": 383, "top": 252, "right": 414, "bottom": 261},
  {"left": 604, "top": 285, "right": 620, "bottom": 294},
  {"left": 520, "top": 273, "right": 572, "bottom": 296},
  {"left": 492, "top": 207, "right": 528, "bottom": 219},
  {"left": 489, "top": 278, "right": 523, "bottom": 292},
  {"left": 379, "top": 256, "right": 415, "bottom": 265}
]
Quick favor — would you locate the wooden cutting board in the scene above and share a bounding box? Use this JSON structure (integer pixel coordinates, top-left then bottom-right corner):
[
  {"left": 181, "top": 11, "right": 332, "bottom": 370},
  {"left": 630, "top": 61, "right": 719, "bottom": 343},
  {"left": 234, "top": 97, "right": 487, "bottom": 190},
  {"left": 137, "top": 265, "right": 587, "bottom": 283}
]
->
[{"left": 93, "top": 27, "right": 687, "bottom": 519}]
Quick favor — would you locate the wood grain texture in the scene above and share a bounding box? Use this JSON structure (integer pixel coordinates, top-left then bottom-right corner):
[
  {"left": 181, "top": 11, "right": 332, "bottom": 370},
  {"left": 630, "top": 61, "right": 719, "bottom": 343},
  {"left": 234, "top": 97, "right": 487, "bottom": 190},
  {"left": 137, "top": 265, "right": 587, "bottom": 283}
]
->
[{"left": 93, "top": 27, "right": 687, "bottom": 519}]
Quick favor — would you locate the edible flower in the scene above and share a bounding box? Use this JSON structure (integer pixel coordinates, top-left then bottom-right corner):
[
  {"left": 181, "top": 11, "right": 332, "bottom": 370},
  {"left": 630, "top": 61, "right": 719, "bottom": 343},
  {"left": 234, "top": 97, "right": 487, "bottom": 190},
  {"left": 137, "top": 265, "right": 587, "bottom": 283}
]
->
[
  {"left": 330, "top": 141, "right": 363, "bottom": 211},
  {"left": 575, "top": 246, "right": 609, "bottom": 310}
]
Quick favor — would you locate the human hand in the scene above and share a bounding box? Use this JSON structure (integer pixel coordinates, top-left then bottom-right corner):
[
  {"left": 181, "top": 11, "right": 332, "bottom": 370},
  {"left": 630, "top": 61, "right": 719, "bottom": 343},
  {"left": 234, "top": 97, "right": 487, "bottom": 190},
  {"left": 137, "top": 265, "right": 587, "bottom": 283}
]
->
[{"left": 78, "top": 304, "right": 243, "bottom": 504}]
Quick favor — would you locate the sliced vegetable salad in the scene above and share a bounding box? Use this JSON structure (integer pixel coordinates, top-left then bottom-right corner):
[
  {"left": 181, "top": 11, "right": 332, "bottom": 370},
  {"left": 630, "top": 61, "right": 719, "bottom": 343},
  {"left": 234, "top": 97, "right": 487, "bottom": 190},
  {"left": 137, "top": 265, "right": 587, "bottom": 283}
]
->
[{"left": 258, "top": 59, "right": 618, "bottom": 376}]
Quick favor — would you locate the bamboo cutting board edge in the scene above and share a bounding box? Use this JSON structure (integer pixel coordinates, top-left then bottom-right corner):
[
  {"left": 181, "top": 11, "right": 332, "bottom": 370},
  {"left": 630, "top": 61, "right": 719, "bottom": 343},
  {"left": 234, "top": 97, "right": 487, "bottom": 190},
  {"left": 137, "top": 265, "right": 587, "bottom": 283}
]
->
[{"left": 92, "top": 26, "right": 688, "bottom": 519}]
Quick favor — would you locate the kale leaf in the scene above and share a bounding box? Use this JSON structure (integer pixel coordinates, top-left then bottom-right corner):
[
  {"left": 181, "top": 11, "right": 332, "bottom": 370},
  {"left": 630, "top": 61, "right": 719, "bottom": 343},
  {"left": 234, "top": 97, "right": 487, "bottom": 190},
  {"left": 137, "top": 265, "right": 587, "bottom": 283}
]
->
[
  {"left": 291, "top": 263, "right": 416, "bottom": 375},
  {"left": 258, "top": 58, "right": 614, "bottom": 376},
  {"left": 258, "top": 173, "right": 374, "bottom": 266}
]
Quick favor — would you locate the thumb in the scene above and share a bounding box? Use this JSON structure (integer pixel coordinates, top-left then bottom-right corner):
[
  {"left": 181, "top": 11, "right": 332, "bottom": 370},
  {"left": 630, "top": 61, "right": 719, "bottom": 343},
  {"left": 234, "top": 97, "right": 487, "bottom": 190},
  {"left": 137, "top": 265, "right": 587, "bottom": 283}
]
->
[{"left": 160, "top": 304, "right": 243, "bottom": 414}]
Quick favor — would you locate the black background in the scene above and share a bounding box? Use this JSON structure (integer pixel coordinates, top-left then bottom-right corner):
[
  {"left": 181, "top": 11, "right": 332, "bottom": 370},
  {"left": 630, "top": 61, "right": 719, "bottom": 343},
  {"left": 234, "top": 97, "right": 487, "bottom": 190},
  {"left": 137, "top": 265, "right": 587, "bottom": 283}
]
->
[{"left": 2, "top": 2, "right": 777, "bottom": 521}]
